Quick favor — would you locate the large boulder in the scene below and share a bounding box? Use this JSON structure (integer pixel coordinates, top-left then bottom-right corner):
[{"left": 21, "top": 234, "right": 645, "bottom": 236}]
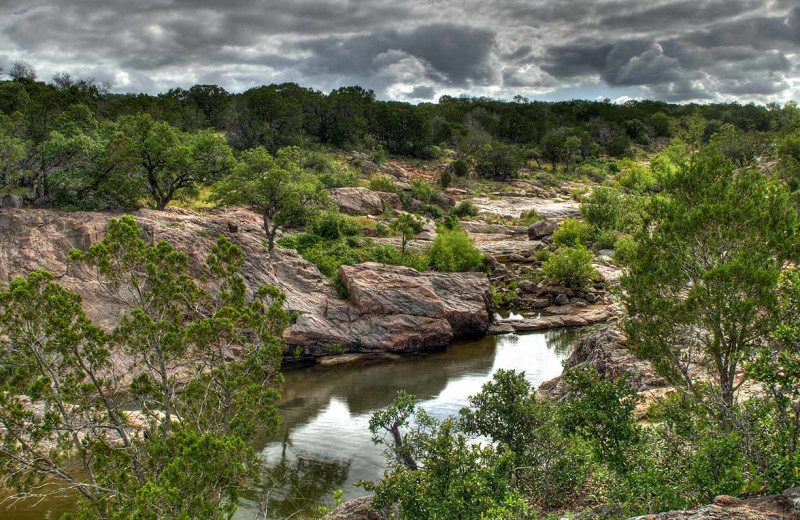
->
[
  {"left": 331, "top": 187, "right": 384, "bottom": 215},
  {"left": 528, "top": 219, "right": 558, "bottom": 239},
  {"left": 423, "top": 272, "right": 493, "bottom": 337},
  {"left": 341, "top": 263, "right": 445, "bottom": 318},
  {"left": 1, "top": 193, "right": 23, "bottom": 209}
]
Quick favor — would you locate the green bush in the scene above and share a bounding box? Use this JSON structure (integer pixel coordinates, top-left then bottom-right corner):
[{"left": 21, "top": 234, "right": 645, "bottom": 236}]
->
[
  {"left": 451, "top": 200, "right": 479, "bottom": 218},
  {"left": 420, "top": 204, "right": 443, "bottom": 219},
  {"left": 617, "top": 159, "right": 656, "bottom": 192},
  {"left": 429, "top": 229, "right": 484, "bottom": 272},
  {"left": 613, "top": 235, "right": 637, "bottom": 265},
  {"left": 594, "top": 229, "right": 618, "bottom": 250},
  {"left": 452, "top": 159, "right": 470, "bottom": 177},
  {"left": 514, "top": 209, "right": 543, "bottom": 226},
  {"left": 440, "top": 170, "right": 452, "bottom": 189},
  {"left": 553, "top": 218, "right": 592, "bottom": 247},
  {"left": 307, "top": 210, "right": 360, "bottom": 240},
  {"left": 369, "top": 174, "right": 396, "bottom": 193},
  {"left": 534, "top": 249, "right": 552, "bottom": 262},
  {"left": 410, "top": 178, "right": 434, "bottom": 204},
  {"left": 542, "top": 246, "right": 597, "bottom": 290}
]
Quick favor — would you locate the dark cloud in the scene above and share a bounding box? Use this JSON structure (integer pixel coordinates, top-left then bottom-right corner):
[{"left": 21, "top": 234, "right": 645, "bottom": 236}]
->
[{"left": 0, "top": 0, "right": 796, "bottom": 102}]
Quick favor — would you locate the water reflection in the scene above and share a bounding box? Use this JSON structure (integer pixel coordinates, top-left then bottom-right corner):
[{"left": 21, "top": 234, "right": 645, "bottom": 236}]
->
[{"left": 240, "top": 331, "right": 577, "bottom": 519}]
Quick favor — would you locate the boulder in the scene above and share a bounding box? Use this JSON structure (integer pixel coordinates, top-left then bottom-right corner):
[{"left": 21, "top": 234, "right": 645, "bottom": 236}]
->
[
  {"left": 424, "top": 272, "right": 493, "bottom": 337},
  {"left": 331, "top": 187, "right": 384, "bottom": 215},
  {"left": 356, "top": 160, "right": 379, "bottom": 175},
  {"left": 380, "top": 163, "right": 409, "bottom": 179},
  {"left": 1, "top": 193, "right": 23, "bottom": 209},
  {"left": 555, "top": 293, "right": 570, "bottom": 305},
  {"left": 376, "top": 191, "right": 402, "bottom": 209},
  {"left": 528, "top": 219, "right": 558, "bottom": 239}
]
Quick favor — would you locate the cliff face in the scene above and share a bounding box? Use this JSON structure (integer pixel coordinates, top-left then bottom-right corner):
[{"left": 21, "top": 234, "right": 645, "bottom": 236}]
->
[{"left": 0, "top": 208, "right": 493, "bottom": 357}]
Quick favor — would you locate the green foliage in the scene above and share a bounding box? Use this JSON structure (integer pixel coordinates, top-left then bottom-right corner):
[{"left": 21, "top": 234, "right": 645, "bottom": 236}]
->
[
  {"left": 616, "top": 158, "right": 656, "bottom": 191},
  {"left": 393, "top": 213, "right": 424, "bottom": 257},
  {"left": 613, "top": 234, "right": 638, "bottom": 265},
  {"left": 451, "top": 200, "right": 479, "bottom": 218},
  {"left": 440, "top": 169, "right": 452, "bottom": 188},
  {"left": 307, "top": 210, "right": 360, "bottom": 240},
  {"left": 553, "top": 218, "right": 593, "bottom": 247},
  {"left": 606, "top": 134, "right": 631, "bottom": 158},
  {"left": 451, "top": 159, "right": 470, "bottom": 177},
  {"left": 580, "top": 185, "right": 643, "bottom": 233},
  {"left": 710, "top": 123, "right": 772, "bottom": 168},
  {"left": 0, "top": 217, "right": 287, "bottom": 518},
  {"left": 420, "top": 203, "right": 443, "bottom": 219},
  {"left": 410, "top": 178, "right": 434, "bottom": 203},
  {"left": 429, "top": 229, "right": 484, "bottom": 272},
  {"left": 212, "top": 146, "right": 329, "bottom": 250},
  {"left": 621, "top": 149, "right": 800, "bottom": 420},
  {"left": 475, "top": 142, "right": 526, "bottom": 179},
  {"left": 368, "top": 174, "right": 396, "bottom": 193},
  {"left": 542, "top": 245, "right": 597, "bottom": 290}
]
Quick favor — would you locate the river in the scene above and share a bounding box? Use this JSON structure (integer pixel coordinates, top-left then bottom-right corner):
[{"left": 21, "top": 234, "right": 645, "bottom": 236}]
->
[{"left": 2, "top": 329, "right": 579, "bottom": 520}]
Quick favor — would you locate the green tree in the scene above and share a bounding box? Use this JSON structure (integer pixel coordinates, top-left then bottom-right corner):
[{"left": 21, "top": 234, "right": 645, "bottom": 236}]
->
[
  {"left": 212, "top": 146, "right": 329, "bottom": 252},
  {"left": 119, "top": 114, "right": 236, "bottom": 210},
  {"left": 710, "top": 123, "right": 772, "bottom": 168},
  {"left": 0, "top": 217, "right": 288, "bottom": 518},
  {"left": 621, "top": 150, "right": 800, "bottom": 422},
  {"left": 392, "top": 214, "right": 423, "bottom": 258}
]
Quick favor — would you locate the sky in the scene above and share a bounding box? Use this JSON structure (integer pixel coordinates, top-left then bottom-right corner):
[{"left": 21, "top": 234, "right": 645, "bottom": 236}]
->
[{"left": 0, "top": 0, "right": 798, "bottom": 104}]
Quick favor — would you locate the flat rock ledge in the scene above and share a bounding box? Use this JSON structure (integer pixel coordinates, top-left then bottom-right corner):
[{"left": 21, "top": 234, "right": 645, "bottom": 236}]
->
[{"left": 489, "top": 304, "right": 618, "bottom": 334}]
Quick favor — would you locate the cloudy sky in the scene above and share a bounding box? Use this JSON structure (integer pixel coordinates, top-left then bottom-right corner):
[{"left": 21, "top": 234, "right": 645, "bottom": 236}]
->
[{"left": 1, "top": 0, "right": 798, "bottom": 104}]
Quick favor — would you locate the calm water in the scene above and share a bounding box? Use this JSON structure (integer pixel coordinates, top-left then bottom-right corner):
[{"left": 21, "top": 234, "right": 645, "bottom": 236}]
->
[{"left": 3, "top": 330, "right": 578, "bottom": 520}]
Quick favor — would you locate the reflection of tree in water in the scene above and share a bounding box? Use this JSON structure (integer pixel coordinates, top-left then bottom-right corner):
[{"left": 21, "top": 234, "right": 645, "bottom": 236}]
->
[
  {"left": 254, "top": 436, "right": 351, "bottom": 519},
  {"left": 545, "top": 328, "right": 587, "bottom": 357}
]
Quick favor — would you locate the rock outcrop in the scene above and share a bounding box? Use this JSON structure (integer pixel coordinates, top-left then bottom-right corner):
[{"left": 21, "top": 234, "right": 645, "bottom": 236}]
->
[
  {"left": 0, "top": 208, "right": 493, "bottom": 359},
  {"left": 330, "top": 187, "right": 384, "bottom": 215},
  {"left": 539, "top": 325, "right": 666, "bottom": 398},
  {"left": 630, "top": 490, "right": 800, "bottom": 520}
]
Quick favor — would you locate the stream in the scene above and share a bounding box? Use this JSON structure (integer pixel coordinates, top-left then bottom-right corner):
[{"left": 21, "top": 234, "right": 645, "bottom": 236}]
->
[{"left": 3, "top": 329, "right": 580, "bottom": 520}]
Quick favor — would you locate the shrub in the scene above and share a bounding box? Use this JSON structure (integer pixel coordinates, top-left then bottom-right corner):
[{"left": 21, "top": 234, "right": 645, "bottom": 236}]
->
[
  {"left": 369, "top": 175, "right": 396, "bottom": 193},
  {"left": 542, "top": 246, "right": 597, "bottom": 290},
  {"left": 553, "top": 218, "right": 592, "bottom": 247},
  {"left": 476, "top": 143, "right": 526, "bottom": 179},
  {"left": 429, "top": 229, "right": 484, "bottom": 272},
  {"left": 452, "top": 159, "right": 470, "bottom": 177},
  {"left": 451, "top": 200, "right": 479, "bottom": 218},
  {"left": 420, "top": 204, "right": 443, "bottom": 219},
  {"left": 307, "top": 210, "right": 360, "bottom": 240},
  {"left": 440, "top": 170, "right": 452, "bottom": 189},
  {"left": 534, "top": 249, "right": 552, "bottom": 262},
  {"left": 617, "top": 159, "right": 656, "bottom": 192},
  {"left": 607, "top": 134, "right": 631, "bottom": 158},
  {"left": 613, "top": 235, "right": 637, "bottom": 265},
  {"left": 410, "top": 178, "right": 434, "bottom": 204}
]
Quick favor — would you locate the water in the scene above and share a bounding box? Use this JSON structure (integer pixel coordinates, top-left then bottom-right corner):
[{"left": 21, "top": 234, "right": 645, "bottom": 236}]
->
[{"left": 2, "top": 330, "right": 579, "bottom": 520}]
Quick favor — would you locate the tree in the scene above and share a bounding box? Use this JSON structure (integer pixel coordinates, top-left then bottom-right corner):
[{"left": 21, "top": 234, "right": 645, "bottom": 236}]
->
[
  {"left": 475, "top": 142, "right": 526, "bottom": 179},
  {"left": 392, "top": 214, "right": 423, "bottom": 258},
  {"left": 119, "top": 114, "right": 236, "bottom": 210},
  {"left": 0, "top": 217, "right": 288, "bottom": 518},
  {"left": 540, "top": 134, "right": 566, "bottom": 172},
  {"left": 710, "top": 123, "right": 772, "bottom": 168},
  {"left": 621, "top": 150, "right": 800, "bottom": 423},
  {"left": 9, "top": 60, "right": 36, "bottom": 80},
  {"left": 212, "top": 146, "right": 329, "bottom": 251}
]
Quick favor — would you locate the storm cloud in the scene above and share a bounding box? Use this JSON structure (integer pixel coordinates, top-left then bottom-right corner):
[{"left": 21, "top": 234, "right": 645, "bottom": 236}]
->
[{"left": 0, "top": 0, "right": 797, "bottom": 103}]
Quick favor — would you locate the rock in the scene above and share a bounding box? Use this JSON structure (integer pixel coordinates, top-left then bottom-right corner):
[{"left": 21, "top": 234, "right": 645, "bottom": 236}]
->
[
  {"left": 424, "top": 271, "right": 493, "bottom": 337},
  {"left": 376, "top": 191, "right": 402, "bottom": 210},
  {"left": 357, "top": 160, "right": 379, "bottom": 175},
  {"left": 509, "top": 253, "right": 526, "bottom": 263},
  {"left": 33, "top": 196, "right": 50, "bottom": 208},
  {"left": 226, "top": 220, "right": 239, "bottom": 233},
  {"left": 0, "top": 209, "right": 493, "bottom": 359},
  {"left": 585, "top": 292, "right": 597, "bottom": 303},
  {"left": 528, "top": 219, "right": 559, "bottom": 239},
  {"left": 555, "top": 293, "right": 570, "bottom": 305},
  {"left": 331, "top": 187, "right": 384, "bottom": 215},
  {"left": 380, "top": 163, "right": 409, "bottom": 179},
  {"left": 323, "top": 496, "right": 391, "bottom": 520},
  {"left": 629, "top": 491, "right": 800, "bottom": 519},
  {"left": 1, "top": 193, "right": 23, "bottom": 209},
  {"left": 488, "top": 305, "right": 617, "bottom": 335},
  {"left": 539, "top": 326, "right": 665, "bottom": 398}
]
